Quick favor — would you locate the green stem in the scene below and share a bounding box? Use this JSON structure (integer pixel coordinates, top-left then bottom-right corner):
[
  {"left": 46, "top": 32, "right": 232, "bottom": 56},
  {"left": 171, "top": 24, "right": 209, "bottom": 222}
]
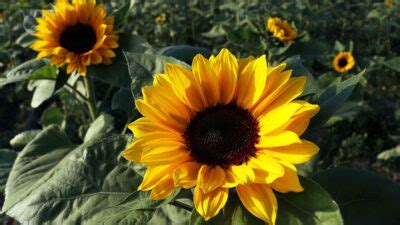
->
[
  {"left": 65, "top": 83, "right": 89, "bottom": 102},
  {"left": 83, "top": 76, "right": 97, "bottom": 121},
  {"left": 169, "top": 200, "right": 193, "bottom": 212},
  {"left": 121, "top": 111, "right": 136, "bottom": 134}
]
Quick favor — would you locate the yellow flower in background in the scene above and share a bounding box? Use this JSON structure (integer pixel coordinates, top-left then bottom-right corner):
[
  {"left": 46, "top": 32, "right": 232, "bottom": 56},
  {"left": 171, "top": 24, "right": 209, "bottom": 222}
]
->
[
  {"left": 267, "top": 17, "right": 297, "bottom": 42},
  {"left": 333, "top": 51, "right": 355, "bottom": 73},
  {"left": 31, "top": 0, "right": 119, "bottom": 76},
  {"left": 386, "top": 0, "right": 394, "bottom": 7},
  {"left": 155, "top": 15, "right": 166, "bottom": 24},
  {"left": 123, "top": 49, "right": 320, "bottom": 224}
]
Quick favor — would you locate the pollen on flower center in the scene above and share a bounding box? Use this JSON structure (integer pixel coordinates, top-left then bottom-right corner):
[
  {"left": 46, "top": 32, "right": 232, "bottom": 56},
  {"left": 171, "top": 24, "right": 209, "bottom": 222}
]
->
[
  {"left": 59, "top": 23, "right": 97, "bottom": 54},
  {"left": 338, "top": 58, "right": 348, "bottom": 68},
  {"left": 183, "top": 103, "right": 259, "bottom": 168}
]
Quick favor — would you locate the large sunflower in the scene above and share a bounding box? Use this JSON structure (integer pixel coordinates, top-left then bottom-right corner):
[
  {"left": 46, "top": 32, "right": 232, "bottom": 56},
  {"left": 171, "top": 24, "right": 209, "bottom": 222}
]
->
[
  {"left": 332, "top": 51, "right": 355, "bottom": 73},
  {"left": 123, "top": 49, "right": 320, "bottom": 224},
  {"left": 267, "top": 17, "right": 297, "bottom": 42},
  {"left": 31, "top": 0, "right": 118, "bottom": 76}
]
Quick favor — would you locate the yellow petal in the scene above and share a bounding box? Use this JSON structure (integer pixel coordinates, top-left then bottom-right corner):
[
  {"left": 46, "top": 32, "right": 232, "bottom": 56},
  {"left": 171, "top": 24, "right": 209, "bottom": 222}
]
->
[
  {"left": 197, "top": 165, "right": 225, "bottom": 193},
  {"left": 257, "top": 131, "right": 301, "bottom": 148},
  {"left": 258, "top": 102, "right": 303, "bottom": 135},
  {"left": 192, "top": 54, "right": 220, "bottom": 106},
  {"left": 225, "top": 163, "right": 255, "bottom": 185},
  {"left": 236, "top": 55, "right": 268, "bottom": 109},
  {"left": 173, "top": 162, "right": 201, "bottom": 188},
  {"left": 284, "top": 101, "right": 320, "bottom": 136},
  {"left": 128, "top": 117, "right": 180, "bottom": 138},
  {"left": 259, "top": 140, "right": 319, "bottom": 164},
  {"left": 266, "top": 76, "right": 306, "bottom": 110},
  {"left": 270, "top": 161, "right": 303, "bottom": 193},
  {"left": 194, "top": 186, "right": 228, "bottom": 221},
  {"left": 211, "top": 48, "right": 238, "bottom": 104},
  {"left": 165, "top": 64, "right": 206, "bottom": 111},
  {"left": 248, "top": 155, "right": 284, "bottom": 183},
  {"left": 138, "top": 164, "right": 177, "bottom": 191},
  {"left": 150, "top": 179, "right": 175, "bottom": 200},
  {"left": 236, "top": 183, "right": 277, "bottom": 225}
]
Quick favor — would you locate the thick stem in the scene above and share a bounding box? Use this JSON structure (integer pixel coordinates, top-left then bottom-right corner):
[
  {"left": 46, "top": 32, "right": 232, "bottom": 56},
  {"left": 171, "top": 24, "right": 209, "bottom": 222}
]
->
[
  {"left": 83, "top": 76, "right": 97, "bottom": 121},
  {"left": 169, "top": 200, "right": 193, "bottom": 212}
]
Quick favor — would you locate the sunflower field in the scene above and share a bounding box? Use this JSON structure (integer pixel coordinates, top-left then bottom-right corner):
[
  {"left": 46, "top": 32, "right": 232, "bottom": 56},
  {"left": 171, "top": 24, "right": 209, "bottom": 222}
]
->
[{"left": 0, "top": 0, "right": 400, "bottom": 224}]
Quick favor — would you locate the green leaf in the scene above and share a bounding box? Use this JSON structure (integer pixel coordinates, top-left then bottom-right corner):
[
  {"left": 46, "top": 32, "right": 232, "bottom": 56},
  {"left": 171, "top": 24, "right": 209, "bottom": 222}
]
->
[
  {"left": 2, "top": 125, "right": 172, "bottom": 224},
  {"left": 384, "top": 57, "right": 400, "bottom": 72},
  {"left": 124, "top": 52, "right": 189, "bottom": 98},
  {"left": 40, "top": 106, "right": 64, "bottom": 127},
  {"left": 89, "top": 34, "right": 152, "bottom": 88},
  {"left": 148, "top": 202, "right": 191, "bottom": 225},
  {"left": 310, "top": 69, "right": 365, "bottom": 129},
  {"left": 27, "top": 79, "right": 56, "bottom": 108},
  {"left": 158, "top": 45, "right": 212, "bottom": 64},
  {"left": 15, "top": 32, "right": 36, "bottom": 48},
  {"left": 284, "top": 55, "right": 319, "bottom": 96},
  {"left": 0, "top": 149, "right": 17, "bottom": 193},
  {"left": 0, "top": 59, "right": 48, "bottom": 86},
  {"left": 312, "top": 167, "right": 400, "bottom": 225},
  {"left": 29, "top": 64, "right": 58, "bottom": 80},
  {"left": 112, "top": 0, "right": 136, "bottom": 28},
  {"left": 111, "top": 88, "right": 134, "bottom": 113},
  {"left": 9, "top": 130, "right": 41, "bottom": 149},
  {"left": 276, "top": 177, "right": 343, "bottom": 225},
  {"left": 377, "top": 145, "right": 400, "bottom": 160},
  {"left": 190, "top": 177, "right": 342, "bottom": 225},
  {"left": 202, "top": 25, "right": 226, "bottom": 38},
  {"left": 84, "top": 113, "right": 115, "bottom": 143}
]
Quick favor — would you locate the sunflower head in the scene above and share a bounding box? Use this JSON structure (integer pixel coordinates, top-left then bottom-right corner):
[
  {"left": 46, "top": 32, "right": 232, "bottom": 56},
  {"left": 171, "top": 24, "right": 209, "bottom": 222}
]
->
[
  {"left": 31, "top": 0, "right": 119, "bottom": 76},
  {"left": 333, "top": 51, "right": 355, "bottom": 73},
  {"left": 267, "top": 17, "right": 297, "bottom": 42},
  {"left": 155, "top": 15, "right": 166, "bottom": 24},
  {"left": 123, "top": 49, "right": 320, "bottom": 224}
]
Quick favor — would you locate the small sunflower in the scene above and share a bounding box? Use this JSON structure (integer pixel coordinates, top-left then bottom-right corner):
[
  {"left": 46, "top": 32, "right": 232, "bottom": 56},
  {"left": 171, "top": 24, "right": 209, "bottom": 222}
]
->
[
  {"left": 332, "top": 51, "right": 355, "bottom": 73},
  {"left": 155, "top": 15, "right": 166, "bottom": 24},
  {"left": 267, "top": 17, "right": 297, "bottom": 42},
  {"left": 31, "top": 0, "right": 119, "bottom": 76},
  {"left": 123, "top": 49, "right": 320, "bottom": 224}
]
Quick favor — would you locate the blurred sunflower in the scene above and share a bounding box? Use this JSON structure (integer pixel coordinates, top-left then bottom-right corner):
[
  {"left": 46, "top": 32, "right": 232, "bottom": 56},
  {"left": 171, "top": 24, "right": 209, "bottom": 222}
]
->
[
  {"left": 267, "top": 17, "right": 297, "bottom": 42},
  {"left": 333, "top": 51, "right": 355, "bottom": 73},
  {"left": 123, "top": 49, "right": 320, "bottom": 224},
  {"left": 31, "top": 0, "right": 119, "bottom": 76},
  {"left": 155, "top": 15, "right": 166, "bottom": 24}
]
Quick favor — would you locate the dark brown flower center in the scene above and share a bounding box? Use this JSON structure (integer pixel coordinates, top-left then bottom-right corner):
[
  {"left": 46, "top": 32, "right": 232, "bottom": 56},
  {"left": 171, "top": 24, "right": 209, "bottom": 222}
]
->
[
  {"left": 183, "top": 103, "right": 259, "bottom": 168},
  {"left": 59, "top": 23, "right": 97, "bottom": 54},
  {"left": 338, "top": 58, "right": 348, "bottom": 68}
]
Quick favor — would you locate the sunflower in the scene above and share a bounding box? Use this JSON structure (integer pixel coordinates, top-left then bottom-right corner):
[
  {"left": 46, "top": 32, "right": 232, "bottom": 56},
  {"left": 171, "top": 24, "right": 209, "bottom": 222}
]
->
[
  {"left": 267, "top": 17, "right": 297, "bottom": 42},
  {"left": 332, "top": 51, "right": 355, "bottom": 73},
  {"left": 31, "top": 0, "right": 119, "bottom": 76},
  {"left": 123, "top": 49, "right": 320, "bottom": 224},
  {"left": 155, "top": 15, "right": 166, "bottom": 24}
]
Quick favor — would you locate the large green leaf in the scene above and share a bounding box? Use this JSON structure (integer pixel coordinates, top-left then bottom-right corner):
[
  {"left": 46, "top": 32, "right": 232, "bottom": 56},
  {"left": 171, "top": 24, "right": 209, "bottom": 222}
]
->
[
  {"left": 309, "top": 69, "right": 365, "bottom": 129},
  {"left": 276, "top": 177, "right": 343, "bottom": 225},
  {"left": 190, "top": 177, "right": 342, "bottom": 225},
  {"left": 0, "top": 59, "right": 48, "bottom": 86},
  {"left": 312, "top": 167, "right": 400, "bottom": 225},
  {"left": 9, "top": 130, "right": 41, "bottom": 149},
  {"left": 27, "top": 79, "right": 56, "bottom": 108},
  {"left": 0, "top": 149, "right": 17, "bottom": 193},
  {"left": 1, "top": 125, "right": 174, "bottom": 224},
  {"left": 84, "top": 113, "right": 115, "bottom": 142},
  {"left": 124, "top": 52, "right": 188, "bottom": 98}
]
